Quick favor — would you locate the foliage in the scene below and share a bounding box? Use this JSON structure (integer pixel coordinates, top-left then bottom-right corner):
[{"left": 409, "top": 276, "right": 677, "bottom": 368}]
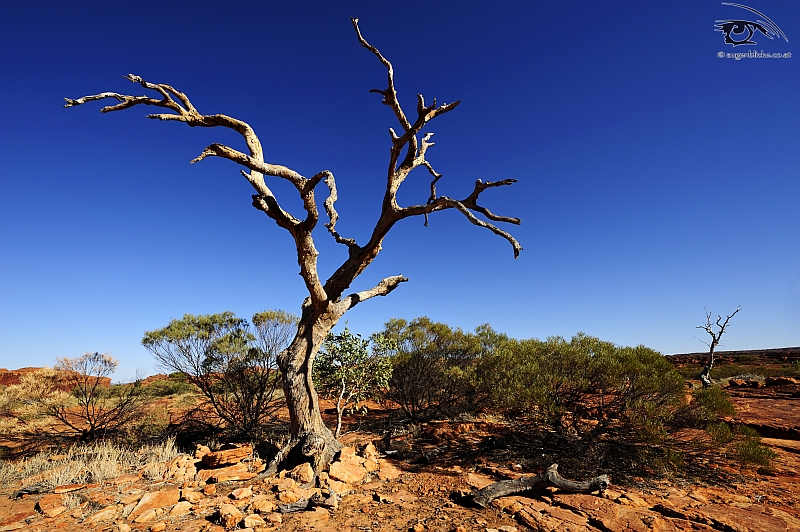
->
[
  {"left": 142, "top": 310, "right": 297, "bottom": 439},
  {"left": 145, "top": 378, "right": 198, "bottom": 397},
  {"left": 733, "top": 425, "right": 777, "bottom": 469},
  {"left": 706, "top": 421, "right": 734, "bottom": 445},
  {"left": 379, "top": 318, "right": 504, "bottom": 421},
  {"left": 0, "top": 353, "right": 149, "bottom": 443},
  {"left": 313, "top": 327, "right": 393, "bottom": 438},
  {"left": 688, "top": 386, "right": 736, "bottom": 424},
  {"left": 479, "top": 333, "right": 685, "bottom": 443}
]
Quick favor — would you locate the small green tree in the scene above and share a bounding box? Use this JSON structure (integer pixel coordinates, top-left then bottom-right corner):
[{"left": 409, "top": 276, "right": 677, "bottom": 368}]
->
[
  {"left": 313, "top": 328, "right": 393, "bottom": 438},
  {"left": 142, "top": 310, "right": 297, "bottom": 438}
]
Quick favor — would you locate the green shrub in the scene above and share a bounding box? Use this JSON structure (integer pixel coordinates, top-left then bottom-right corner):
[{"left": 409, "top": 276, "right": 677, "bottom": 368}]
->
[
  {"left": 313, "top": 328, "right": 393, "bottom": 437},
  {"left": 379, "top": 318, "right": 504, "bottom": 421},
  {"left": 733, "top": 426, "right": 776, "bottom": 468},
  {"left": 710, "top": 364, "right": 751, "bottom": 379},
  {"left": 142, "top": 310, "right": 297, "bottom": 439},
  {"left": 145, "top": 379, "right": 198, "bottom": 397},
  {"left": 706, "top": 421, "right": 734, "bottom": 445},
  {"left": 690, "top": 386, "right": 735, "bottom": 423},
  {"left": 478, "top": 333, "right": 685, "bottom": 443}
]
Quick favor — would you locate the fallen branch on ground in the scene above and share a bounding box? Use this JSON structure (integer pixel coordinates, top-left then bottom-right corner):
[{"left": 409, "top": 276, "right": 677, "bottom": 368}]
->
[{"left": 470, "top": 464, "right": 610, "bottom": 508}]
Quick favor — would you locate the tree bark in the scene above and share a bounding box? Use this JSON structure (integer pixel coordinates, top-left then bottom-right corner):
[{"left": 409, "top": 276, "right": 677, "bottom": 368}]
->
[
  {"left": 697, "top": 306, "right": 740, "bottom": 388},
  {"left": 470, "top": 464, "right": 610, "bottom": 508},
  {"left": 267, "top": 306, "right": 343, "bottom": 474}
]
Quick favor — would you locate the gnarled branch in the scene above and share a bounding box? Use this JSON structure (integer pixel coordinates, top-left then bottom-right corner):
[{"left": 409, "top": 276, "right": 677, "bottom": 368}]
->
[
  {"left": 342, "top": 274, "right": 409, "bottom": 311},
  {"left": 317, "top": 170, "right": 358, "bottom": 252},
  {"left": 471, "top": 464, "right": 610, "bottom": 508},
  {"left": 66, "top": 73, "right": 335, "bottom": 310}
]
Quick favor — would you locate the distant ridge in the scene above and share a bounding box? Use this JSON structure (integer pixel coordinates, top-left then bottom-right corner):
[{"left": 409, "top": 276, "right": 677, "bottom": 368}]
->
[
  {"left": 666, "top": 347, "right": 800, "bottom": 358},
  {"left": 666, "top": 347, "right": 800, "bottom": 369}
]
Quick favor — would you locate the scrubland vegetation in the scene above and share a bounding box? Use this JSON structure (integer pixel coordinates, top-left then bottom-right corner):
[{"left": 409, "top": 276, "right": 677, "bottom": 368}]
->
[{"left": 0, "top": 313, "right": 782, "bottom": 485}]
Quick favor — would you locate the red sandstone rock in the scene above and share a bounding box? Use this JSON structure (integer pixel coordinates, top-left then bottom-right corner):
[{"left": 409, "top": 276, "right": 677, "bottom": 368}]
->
[
  {"left": 218, "top": 503, "right": 244, "bottom": 529},
  {"left": 287, "top": 462, "right": 315, "bottom": 484},
  {"left": 35, "top": 493, "right": 66, "bottom": 518},
  {"left": 229, "top": 487, "right": 252, "bottom": 500},
  {"left": 248, "top": 494, "right": 276, "bottom": 514},
  {"left": 243, "top": 513, "right": 266, "bottom": 528},
  {"left": 168, "top": 500, "right": 192, "bottom": 517},
  {"left": 181, "top": 489, "right": 204, "bottom": 504},
  {"left": 198, "top": 462, "right": 257, "bottom": 483},
  {"left": 53, "top": 483, "right": 87, "bottom": 493},
  {"left": 84, "top": 504, "right": 120, "bottom": 523},
  {"left": 329, "top": 460, "right": 367, "bottom": 484},
  {"left": 127, "top": 489, "right": 180, "bottom": 521},
  {"left": 201, "top": 445, "right": 253, "bottom": 468}
]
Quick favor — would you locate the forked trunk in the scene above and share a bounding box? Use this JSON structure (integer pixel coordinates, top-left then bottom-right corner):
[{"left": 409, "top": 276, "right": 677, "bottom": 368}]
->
[
  {"left": 268, "top": 308, "right": 342, "bottom": 475},
  {"left": 700, "top": 340, "right": 718, "bottom": 388}
]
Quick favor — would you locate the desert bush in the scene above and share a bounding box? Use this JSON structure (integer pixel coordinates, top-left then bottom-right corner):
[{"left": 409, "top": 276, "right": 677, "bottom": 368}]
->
[
  {"left": 733, "top": 426, "right": 777, "bottom": 469},
  {"left": 379, "top": 318, "right": 502, "bottom": 421},
  {"left": 711, "top": 364, "right": 752, "bottom": 380},
  {"left": 145, "top": 378, "right": 198, "bottom": 397},
  {"left": 688, "top": 386, "right": 735, "bottom": 424},
  {"left": 313, "top": 328, "right": 393, "bottom": 438},
  {"left": 142, "top": 310, "right": 296, "bottom": 439},
  {"left": 706, "top": 421, "right": 734, "bottom": 445},
  {"left": 478, "top": 333, "right": 685, "bottom": 444}
]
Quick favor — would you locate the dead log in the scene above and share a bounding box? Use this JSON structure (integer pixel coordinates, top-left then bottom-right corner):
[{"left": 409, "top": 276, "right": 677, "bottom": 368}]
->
[{"left": 471, "top": 464, "right": 610, "bottom": 508}]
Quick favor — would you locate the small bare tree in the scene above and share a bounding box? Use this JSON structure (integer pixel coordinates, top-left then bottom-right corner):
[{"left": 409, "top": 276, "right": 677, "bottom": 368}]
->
[
  {"left": 0, "top": 353, "right": 148, "bottom": 443},
  {"left": 696, "top": 306, "right": 741, "bottom": 387},
  {"left": 66, "top": 19, "right": 521, "bottom": 473}
]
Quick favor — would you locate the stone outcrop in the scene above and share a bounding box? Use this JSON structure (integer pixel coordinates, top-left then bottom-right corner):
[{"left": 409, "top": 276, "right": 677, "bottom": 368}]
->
[{"left": 0, "top": 367, "right": 111, "bottom": 389}]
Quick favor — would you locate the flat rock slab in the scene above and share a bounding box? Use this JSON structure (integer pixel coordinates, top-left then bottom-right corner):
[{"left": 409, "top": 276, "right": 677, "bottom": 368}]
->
[
  {"left": 127, "top": 489, "right": 180, "bottom": 521},
  {"left": 693, "top": 504, "right": 800, "bottom": 532},
  {"left": 53, "top": 484, "right": 86, "bottom": 494},
  {"left": 35, "top": 493, "right": 66, "bottom": 518},
  {"left": 201, "top": 445, "right": 252, "bottom": 468}
]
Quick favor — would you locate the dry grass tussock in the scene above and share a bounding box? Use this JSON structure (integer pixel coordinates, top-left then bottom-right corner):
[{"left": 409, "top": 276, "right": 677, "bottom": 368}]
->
[{"left": 0, "top": 437, "right": 179, "bottom": 489}]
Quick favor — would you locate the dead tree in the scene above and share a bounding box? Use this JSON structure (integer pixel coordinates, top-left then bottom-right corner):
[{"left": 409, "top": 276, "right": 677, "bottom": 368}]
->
[
  {"left": 696, "top": 306, "right": 741, "bottom": 387},
  {"left": 65, "top": 19, "right": 521, "bottom": 473}
]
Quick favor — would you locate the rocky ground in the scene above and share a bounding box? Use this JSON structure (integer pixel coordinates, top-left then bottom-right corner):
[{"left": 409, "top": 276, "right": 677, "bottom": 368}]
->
[{"left": 1, "top": 418, "right": 799, "bottom": 532}]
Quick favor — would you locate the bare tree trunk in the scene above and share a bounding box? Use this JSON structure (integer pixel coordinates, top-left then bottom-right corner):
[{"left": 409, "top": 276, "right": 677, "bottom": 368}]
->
[
  {"left": 267, "top": 308, "right": 343, "bottom": 474},
  {"left": 699, "top": 344, "right": 716, "bottom": 388},
  {"left": 697, "top": 306, "right": 740, "bottom": 388}
]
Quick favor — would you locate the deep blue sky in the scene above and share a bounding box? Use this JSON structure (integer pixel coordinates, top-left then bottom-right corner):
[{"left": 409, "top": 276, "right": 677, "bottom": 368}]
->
[{"left": 1, "top": 1, "right": 798, "bottom": 380}]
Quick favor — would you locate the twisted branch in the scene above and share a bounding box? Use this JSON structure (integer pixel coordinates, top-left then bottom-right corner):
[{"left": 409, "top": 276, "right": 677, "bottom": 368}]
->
[
  {"left": 347, "top": 18, "right": 521, "bottom": 265},
  {"left": 471, "top": 464, "right": 610, "bottom": 508},
  {"left": 342, "top": 275, "right": 409, "bottom": 311}
]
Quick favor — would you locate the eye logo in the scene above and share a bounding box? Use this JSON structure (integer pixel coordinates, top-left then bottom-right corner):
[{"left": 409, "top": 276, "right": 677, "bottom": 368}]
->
[{"left": 715, "top": 2, "right": 788, "bottom": 47}]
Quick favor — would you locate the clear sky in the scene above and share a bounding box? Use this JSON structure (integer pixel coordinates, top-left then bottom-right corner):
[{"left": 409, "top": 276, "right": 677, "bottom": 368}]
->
[{"left": 1, "top": 1, "right": 798, "bottom": 381}]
